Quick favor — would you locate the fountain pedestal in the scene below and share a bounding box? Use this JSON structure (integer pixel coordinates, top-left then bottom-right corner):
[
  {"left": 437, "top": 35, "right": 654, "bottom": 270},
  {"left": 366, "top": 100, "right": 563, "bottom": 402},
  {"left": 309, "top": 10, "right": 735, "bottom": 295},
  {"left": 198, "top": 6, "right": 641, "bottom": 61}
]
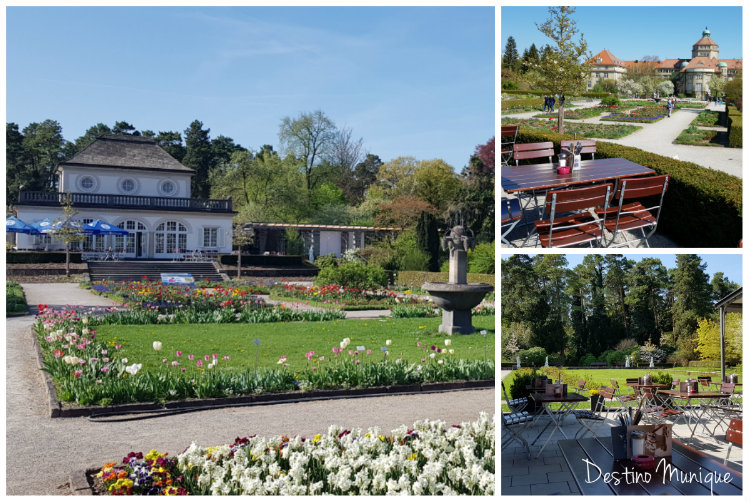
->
[{"left": 422, "top": 226, "right": 493, "bottom": 335}]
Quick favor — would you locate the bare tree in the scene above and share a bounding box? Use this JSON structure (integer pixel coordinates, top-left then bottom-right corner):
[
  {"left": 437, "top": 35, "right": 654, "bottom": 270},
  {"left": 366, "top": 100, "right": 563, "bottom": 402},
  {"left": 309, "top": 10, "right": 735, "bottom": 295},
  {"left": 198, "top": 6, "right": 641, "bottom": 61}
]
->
[{"left": 328, "top": 126, "right": 365, "bottom": 203}]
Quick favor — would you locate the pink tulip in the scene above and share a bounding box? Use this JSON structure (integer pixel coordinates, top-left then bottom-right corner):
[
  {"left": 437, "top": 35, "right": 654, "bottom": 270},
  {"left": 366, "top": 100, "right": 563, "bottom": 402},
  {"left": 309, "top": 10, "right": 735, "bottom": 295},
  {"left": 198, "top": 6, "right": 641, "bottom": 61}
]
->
[
  {"left": 188, "top": 354, "right": 194, "bottom": 360},
  {"left": 176, "top": 350, "right": 182, "bottom": 357},
  {"left": 204, "top": 355, "right": 210, "bottom": 361},
  {"left": 212, "top": 353, "right": 218, "bottom": 360},
  {"left": 224, "top": 356, "right": 230, "bottom": 361},
  {"left": 197, "top": 361, "right": 203, "bottom": 367}
]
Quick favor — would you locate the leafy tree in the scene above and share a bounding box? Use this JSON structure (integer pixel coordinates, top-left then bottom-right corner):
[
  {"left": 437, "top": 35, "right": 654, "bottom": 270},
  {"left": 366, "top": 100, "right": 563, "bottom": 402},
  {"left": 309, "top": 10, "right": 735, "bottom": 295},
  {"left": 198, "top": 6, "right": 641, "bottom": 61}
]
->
[
  {"left": 53, "top": 193, "right": 85, "bottom": 277},
  {"left": 655, "top": 80, "right": 674, "bottom": 98},
  {"left": 459, "top": 137, "right": 495, "bottom": 242},
  {"left": 374, "top": 196, "right": 434, "bottom": 229},
  {"left": 710, "top": 272, "right": 739, "bottom": 303},
  {"left": 415, "top": 211, "right": 440, "bottom": 272},
  {"left": 519, "top": 43, "right": 540, "bottom": 74},
  {"left": 708, "top": 74, "right": 727, "bottom": 97},
  {"left": 502, "top": 36, "right": 520, "bottom": 71},
  {"left": 625, "top": 258, "right": 670, "bottom": 344},
  {"left": 345, "top": 153, "right": 381, "bottom": 205},
  {"left": 534, "top": 6, "right": 592, "bottom": 132},
  {"left": 670, "top": 255, "right": 714, "bottom": 360},
  {"left": 154, "top": 131, "right": 186, "bottom": 162},
  {"left": 370, "top": 156, "right": 419, "bottom": 201},
  {"left": 183, "top": 120, "right": 213, "bottom": 198},
  {"left": 327, "top": 126, "right": 365, "bottom": 201},
  {"left": 6, "top": 123, "right": 29, "bottom": 205},
  {"left": 74, "top": 123, "right": 113, "bottom": 151},
  {"left": 19, "top": 120, "right": 68, "bottom": 193},
  {"left": 211, "top": 135, "right": 245, "bottom": 169},
  {"left": 413, "top": 159, "right": 460, "bottom": 214},
  {"left": 695, "top": 313, "right": 742, "bottom": 365},
  {"left": 279, "top": 110, "right": 337, "bottom": 200},
  {"left": 112, "top": 121, "right": 140, "bottom": 135}
]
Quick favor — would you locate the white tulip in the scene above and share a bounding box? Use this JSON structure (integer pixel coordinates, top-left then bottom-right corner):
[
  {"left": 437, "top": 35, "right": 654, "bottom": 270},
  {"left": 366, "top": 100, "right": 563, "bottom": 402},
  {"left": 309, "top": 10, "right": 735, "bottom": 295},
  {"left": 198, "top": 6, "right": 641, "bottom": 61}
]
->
[
  {"left": 444, "top": 339, "right": 451, "bottom": 347},
  {"left": 153, "top": 341, "right": 163, "bottom": 351}
]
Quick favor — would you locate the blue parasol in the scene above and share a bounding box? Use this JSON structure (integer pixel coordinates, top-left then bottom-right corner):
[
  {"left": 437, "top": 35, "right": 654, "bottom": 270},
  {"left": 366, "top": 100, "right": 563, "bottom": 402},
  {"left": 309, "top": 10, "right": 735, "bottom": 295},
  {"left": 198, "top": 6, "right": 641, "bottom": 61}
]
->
[
  {"left": 82, "top": 219, "right": 129, "bottom": 235},
  {"left": 6, "top": 216, "right": 40, "bottom": 234}
]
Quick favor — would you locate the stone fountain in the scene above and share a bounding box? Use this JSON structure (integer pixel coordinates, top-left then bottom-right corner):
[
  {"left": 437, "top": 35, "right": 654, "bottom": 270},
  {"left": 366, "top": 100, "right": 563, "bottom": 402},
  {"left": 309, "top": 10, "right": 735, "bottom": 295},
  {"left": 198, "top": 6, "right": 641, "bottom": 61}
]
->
[{"left": 422, "top": 226, "right": 493, "bottom": 335}]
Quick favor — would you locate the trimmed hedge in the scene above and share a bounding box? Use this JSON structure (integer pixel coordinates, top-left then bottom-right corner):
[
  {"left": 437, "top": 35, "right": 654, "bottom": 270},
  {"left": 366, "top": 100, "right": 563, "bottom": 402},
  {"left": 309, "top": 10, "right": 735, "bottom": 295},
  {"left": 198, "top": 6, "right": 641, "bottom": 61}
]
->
[
  {"left": 513, "top": 130, "right": 742, "bottom": 247},
  {"left": 396, "top": 271, "right": 495, "bottom": 289},
  {"left": 6, "top": 251, "right": 83, "bottom": 264},
  {"left": 218, "top": 254, "right": 307, "bottom": 266},
  {"left": 727, "top": 106, "right": 742, "bottom": 148},
  {"left": 501, "top": 97, "right": 542, "bottom": 112},
  {"left": 502, "top": 90, "right": 610, "bottom": 98}
]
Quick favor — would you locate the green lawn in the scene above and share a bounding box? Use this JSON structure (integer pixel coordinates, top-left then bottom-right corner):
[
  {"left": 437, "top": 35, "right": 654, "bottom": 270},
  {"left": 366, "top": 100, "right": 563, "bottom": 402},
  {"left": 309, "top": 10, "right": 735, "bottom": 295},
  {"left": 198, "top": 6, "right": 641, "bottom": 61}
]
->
[
  {"left": 674, "top": 127, "right": 724, "bottom": 146},
  {"left": 501, "top": 118, "right": 641, "bottom": 139},
  {"left": 94, "top": 315, "right": 495, "bottom": 373},
  {"left": 501, "top": 366, "right": 741, "bottom": 411}
]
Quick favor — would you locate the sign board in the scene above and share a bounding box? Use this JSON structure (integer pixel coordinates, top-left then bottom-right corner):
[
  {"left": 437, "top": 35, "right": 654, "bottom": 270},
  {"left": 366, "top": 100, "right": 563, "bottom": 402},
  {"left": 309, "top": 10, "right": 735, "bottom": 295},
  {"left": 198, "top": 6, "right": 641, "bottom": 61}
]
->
[{"left": 160, "top": 273, "right": 195, "bottom": 286}]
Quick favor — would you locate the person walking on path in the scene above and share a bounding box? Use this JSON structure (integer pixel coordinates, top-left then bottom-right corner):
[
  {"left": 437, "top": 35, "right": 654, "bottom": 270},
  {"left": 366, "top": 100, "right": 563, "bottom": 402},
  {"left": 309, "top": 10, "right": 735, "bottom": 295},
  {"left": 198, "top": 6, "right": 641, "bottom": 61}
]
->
[
  {"left": 666, "top": 98, "right": 673, "bottom": 118},
  {"left": 542, "top": 95, "right": 549, "bottom": 112},
  {"left": 550, "top": 95, "right": 556, "bottom": 113}
]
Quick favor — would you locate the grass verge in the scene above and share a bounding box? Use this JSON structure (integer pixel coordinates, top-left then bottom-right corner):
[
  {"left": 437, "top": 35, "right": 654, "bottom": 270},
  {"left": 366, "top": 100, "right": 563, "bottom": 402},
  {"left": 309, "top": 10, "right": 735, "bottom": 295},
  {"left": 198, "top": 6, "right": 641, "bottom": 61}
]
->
[{"left": 6, "top": 281, "right": 28, "bottom": 315}]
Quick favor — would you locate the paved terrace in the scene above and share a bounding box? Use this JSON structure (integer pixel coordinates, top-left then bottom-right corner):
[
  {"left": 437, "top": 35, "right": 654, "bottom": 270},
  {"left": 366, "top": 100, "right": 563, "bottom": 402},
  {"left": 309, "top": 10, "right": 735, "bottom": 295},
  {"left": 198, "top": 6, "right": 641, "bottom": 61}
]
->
[{"left": 501, "top": 404, "right": 743, "bottom": 495}]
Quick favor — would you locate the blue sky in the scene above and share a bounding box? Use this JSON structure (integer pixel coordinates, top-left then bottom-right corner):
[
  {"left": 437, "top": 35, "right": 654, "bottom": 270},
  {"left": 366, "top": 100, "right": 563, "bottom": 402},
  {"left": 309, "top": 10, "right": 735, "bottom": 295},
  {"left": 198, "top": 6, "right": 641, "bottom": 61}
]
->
[
  {"left": 501, "top": 254, "right": 742, "bottom": 287},
  {"left": 5, "top": 6, "right": 494, "bottom": 171},
  {"left": 501, "top": 6, "right": 742, "bottom": 62}
]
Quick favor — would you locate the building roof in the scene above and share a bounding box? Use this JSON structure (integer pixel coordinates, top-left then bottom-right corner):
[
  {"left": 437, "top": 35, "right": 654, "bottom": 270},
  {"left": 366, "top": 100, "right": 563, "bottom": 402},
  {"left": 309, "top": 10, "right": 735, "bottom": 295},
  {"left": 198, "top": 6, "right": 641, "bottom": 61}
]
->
[
  {"left": 716, "top": 287, "right": 742, "bottom": 313},
  {"left": 719, "top": 58, "right": 743, "bottom": 70},
  {"left": 681, "top": 57, "right": 720, "bottom": 72},
  {"left": 655, "top": 58, "right": 687, "bottom": 70},
  {"left": 59, "top": 135, "right": 194, "bottom": 174},
  {"left": 589, "top": 49, "right": 625, "bottom": 67},
  {"left": 693, "top": 36, "right": 718, "bottom": 47}
]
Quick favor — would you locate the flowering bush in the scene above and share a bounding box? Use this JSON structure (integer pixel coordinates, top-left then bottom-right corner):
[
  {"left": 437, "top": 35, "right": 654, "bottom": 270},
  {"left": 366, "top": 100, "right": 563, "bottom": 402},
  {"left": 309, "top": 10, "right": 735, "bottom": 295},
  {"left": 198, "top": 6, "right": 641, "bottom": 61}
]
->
[
  {"left": 95, "top": 413, "right": 494, "bottom": 495},
  {"left": 97, "top": 449, "right": 186, "bottom": 495},
  {"left": 271, "top": 282, "right": 413, "bottom": 309}
]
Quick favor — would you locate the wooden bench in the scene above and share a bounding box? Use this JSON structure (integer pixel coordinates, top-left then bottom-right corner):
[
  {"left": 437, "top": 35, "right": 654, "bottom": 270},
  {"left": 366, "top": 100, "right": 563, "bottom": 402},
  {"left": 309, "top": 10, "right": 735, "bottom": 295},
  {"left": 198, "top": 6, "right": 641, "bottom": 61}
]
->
[
  {"left": 589, "top": 362, "right": 607, "bottom": 368},
  {"left": 500, "top": 125, "right": 519, "bottom": 166}
]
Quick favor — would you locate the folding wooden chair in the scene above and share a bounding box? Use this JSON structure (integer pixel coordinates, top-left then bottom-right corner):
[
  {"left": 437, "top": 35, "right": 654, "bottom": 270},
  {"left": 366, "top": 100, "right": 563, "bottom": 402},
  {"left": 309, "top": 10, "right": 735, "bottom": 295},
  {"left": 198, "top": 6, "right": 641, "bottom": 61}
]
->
[
  {"left": 535, "top": 183, "right": 612, "bottom": 248},
  {"left": 575, "top": 379, "right": 587, "bottom": 394},
  {"left": 500, "top": 125, "right": 519, "bottom": 166},
  {"left": 610, "top": 379, "right": 639, "bottom": 409},
  {"left": 596, "top": 175, "right": 669, "bottom": 247},
  {"left": 501, "top": 196, "right": 523, "bottom": 246},
  {"left": 513, "top": 141, "right": 554, "bottom": 165},
  {"left": 671, "top": 378, "right": 681, "bottom": 390},
  {"left": 560, "top": 139, "right": 597, "bottom": 160},
  {"left": 501, "top": 381, "right": 529, "bottom": 414},
  {"left": 723, "top": 418, "right": 742, "bottom": 465}
]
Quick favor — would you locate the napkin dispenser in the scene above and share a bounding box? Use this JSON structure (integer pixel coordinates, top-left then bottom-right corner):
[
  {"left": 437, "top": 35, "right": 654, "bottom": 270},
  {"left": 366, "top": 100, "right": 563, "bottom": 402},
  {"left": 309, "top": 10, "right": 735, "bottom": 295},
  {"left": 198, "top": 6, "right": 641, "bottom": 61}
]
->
[{"left": 680, "top": 381, "right": 698, "bottom": 393}]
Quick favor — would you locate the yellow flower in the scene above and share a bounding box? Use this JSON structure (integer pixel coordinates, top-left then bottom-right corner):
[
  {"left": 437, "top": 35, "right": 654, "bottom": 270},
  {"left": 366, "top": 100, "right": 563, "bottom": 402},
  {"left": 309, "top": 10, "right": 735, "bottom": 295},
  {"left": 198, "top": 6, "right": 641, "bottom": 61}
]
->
[{"left": 313, "top": 434, "right": 322, "bottom": 443}]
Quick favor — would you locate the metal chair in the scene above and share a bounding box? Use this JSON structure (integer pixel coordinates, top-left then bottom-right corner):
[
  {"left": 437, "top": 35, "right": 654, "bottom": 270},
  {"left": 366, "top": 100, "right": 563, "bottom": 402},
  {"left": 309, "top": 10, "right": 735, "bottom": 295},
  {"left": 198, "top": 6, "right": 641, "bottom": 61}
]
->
[
  {"left": 596, "top": 175, "right": 669, "bottom": 248},
  {"left": 501, "top": 197, "right": 523, "bottom": 246},
  {"left": 610, "top": 379, "right": 639, "bottom": 409},
  {"left": 500, "top": 125, "right": 519, "bottom": 166},
  {"left": 501, "top": 381, "right": 529, "bottom": 414},
  {"left": 535, "top": 183, "right": 612, "bottom": 248}
]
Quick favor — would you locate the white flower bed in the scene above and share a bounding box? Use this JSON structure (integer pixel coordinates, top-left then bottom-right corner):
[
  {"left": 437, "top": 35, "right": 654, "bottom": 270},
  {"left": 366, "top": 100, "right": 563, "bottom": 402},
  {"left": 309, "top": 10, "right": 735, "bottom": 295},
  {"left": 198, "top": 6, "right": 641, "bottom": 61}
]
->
[{"left": 176, "top": 412, "right": 494, "bottom": 495}]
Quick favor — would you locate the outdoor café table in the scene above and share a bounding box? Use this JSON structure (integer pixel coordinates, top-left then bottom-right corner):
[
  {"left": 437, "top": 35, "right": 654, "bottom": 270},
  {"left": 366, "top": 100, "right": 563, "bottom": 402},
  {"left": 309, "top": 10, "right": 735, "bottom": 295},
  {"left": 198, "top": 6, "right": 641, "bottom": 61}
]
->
[
  {"left": 657, "top": 390, "right": 734, "bottom": 438},
  {"left": 559, "top": 435, "right": 742, "bottom": 495},
  {"left": 501, "top": 157, "right": 656, "bottom": 197},
  {"left": 530, "top": 391, "right": 588, "bottom": 458}
]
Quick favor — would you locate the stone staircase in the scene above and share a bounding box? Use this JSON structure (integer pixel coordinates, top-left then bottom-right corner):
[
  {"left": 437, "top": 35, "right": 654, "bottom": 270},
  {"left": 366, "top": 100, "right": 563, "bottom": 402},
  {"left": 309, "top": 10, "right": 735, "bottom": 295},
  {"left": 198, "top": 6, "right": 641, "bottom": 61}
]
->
[{"left": 87, "top": 260, "right": 225, "bottom": 283}]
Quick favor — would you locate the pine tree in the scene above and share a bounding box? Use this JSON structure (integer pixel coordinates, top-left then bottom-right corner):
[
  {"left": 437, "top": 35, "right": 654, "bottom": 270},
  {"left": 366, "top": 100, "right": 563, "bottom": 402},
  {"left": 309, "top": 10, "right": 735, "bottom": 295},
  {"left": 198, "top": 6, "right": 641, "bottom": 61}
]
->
[
  {"left": 415, "top": 211, "right": 440, "bottom": 272},
  {"left": 183, "top": 120, "right": 212, "bottom": 198},
  {"left": 502, "top": 36, "right": 520, "bottom": 71}
]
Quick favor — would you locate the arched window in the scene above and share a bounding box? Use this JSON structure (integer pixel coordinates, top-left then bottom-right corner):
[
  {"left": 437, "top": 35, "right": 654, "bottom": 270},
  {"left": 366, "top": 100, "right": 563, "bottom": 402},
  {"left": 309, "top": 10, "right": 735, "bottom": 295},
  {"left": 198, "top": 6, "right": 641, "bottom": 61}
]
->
[{"left": 155, "top": 221, "right": 187, "bottom": 254}]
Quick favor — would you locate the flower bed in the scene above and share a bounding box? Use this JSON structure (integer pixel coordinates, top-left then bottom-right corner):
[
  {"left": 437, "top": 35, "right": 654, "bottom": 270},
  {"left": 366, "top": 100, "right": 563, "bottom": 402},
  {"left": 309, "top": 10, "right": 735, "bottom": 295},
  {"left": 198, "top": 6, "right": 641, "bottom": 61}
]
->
[
  {"left": 690, "top": 110, "right": 721, "bottom": 127},
  {"left": 532, "top": 106, "right": 610, "bottom": 120},
  {"left": 93, "top": 413, "right": 494, "bottom": 495},
  {"left": 501, "top": 118, "right": 639, "bottom": 139},
  {"left": 269, "top": 282, "right": 412, "bottom": 309},
  {"left": 674, "top": 126, "right": 723, "bottom": 147},
  {"left": 35, "top": 307, "right": 494, "bottom": 406},
  {"left": 600, "top": 105, "right": 666, "bottom": 122}
]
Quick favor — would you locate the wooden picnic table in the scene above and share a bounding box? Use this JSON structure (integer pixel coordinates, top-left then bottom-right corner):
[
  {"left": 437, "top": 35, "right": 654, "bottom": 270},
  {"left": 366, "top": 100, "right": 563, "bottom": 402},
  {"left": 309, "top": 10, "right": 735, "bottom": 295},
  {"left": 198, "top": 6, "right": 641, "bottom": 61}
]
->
[
  {"left": 559, "top": 435, "right": 742, "bottom": 495},
  {"left": 501, "top": 157, "right": 655, "bottom": 194}
]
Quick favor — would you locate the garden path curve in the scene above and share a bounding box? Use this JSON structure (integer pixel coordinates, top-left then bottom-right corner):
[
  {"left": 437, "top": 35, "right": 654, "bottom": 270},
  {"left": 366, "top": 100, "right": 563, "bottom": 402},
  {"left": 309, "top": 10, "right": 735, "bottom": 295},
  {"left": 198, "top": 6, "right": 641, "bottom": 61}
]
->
[
  {"left": 503, "top": 101, "right": 741, "bottom": 176},
  {"left": 6, "top": 283, "right": 494, "bottom": 495}
]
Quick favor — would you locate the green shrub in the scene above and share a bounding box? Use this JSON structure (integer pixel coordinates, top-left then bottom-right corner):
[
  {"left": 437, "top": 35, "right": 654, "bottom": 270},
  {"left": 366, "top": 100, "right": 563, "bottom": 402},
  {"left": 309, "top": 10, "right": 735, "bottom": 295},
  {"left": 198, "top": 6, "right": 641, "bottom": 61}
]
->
[
  {"left": 651, "top": 371, "right": 673, "bottom": 386},
  {"left": 502, "top": 90, "right": 610, "bottom": 98},
  {"left": 728, "top": 113, "right": 742, "bottom": 148},
  {"left": 314, "top": 253, "right": 339, "bottom": 269},
  {"left": 6, "top": 281, "right": 28, "bottom": 315},
  {"left": 501, "top": 97, "right": 543, "bottom": 112},
  {"left": 400, "top": 248, "right": 430, "bottom": 271},
  {"left": 314, "top": 262, "right": 389, "bottom": 289},
  {"left": 508, "top": 368, "right": 538, "bottom": 400},
  {"left": 600, "top": 95, "right": 620, "bottom": 106},
  {"left": 514, "top": 129, "right": 742, "bottom": 247},
  {"left": 468, "top": 242, "right": 495, "bottom": 274},
  {"left": 396, "top": 271, "right": 495, "bottom": 290},
  {"left": 519, "top": 346, "right": 547, "bottom": 367},
  {"left": 600, "top": 349, "right": 626, "bottom": 366},
  {"left": 580, "top": 353, "right": 597, "bottom": 366}
]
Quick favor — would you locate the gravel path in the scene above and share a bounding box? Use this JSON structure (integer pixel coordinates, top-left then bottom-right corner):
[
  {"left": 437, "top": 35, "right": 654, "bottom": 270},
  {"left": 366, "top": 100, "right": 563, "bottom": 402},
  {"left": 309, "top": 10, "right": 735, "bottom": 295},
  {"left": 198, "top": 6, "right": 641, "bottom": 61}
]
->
[
  {"left": 6, "top": 283, "right": 494, "bottom": 495},
  {"left": 502, "top": 101, "right": 741, "bottom": 176}
]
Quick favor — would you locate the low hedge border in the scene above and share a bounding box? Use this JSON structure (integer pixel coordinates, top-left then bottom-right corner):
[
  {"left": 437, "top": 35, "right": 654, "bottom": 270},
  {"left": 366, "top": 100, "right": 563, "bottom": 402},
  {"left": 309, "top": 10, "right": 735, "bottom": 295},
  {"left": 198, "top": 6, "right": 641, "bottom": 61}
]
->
[
  {"left": 502, "top": 90, "right": 610, "bottom": 98},
  {"left": 514, "top": 130, "right": 742, "bottom": 247},
  {"left": 727, "top": 106, "right": 742, "bottom": 148},
  {"left": 218, "top": 254, "right": 309, "bottom": 267},
  {"left": 396, "top": 271, "right": 495, "bottom": 289},
  {"left": 6, "top": 251, "right": 83, "bottom": 264}
]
